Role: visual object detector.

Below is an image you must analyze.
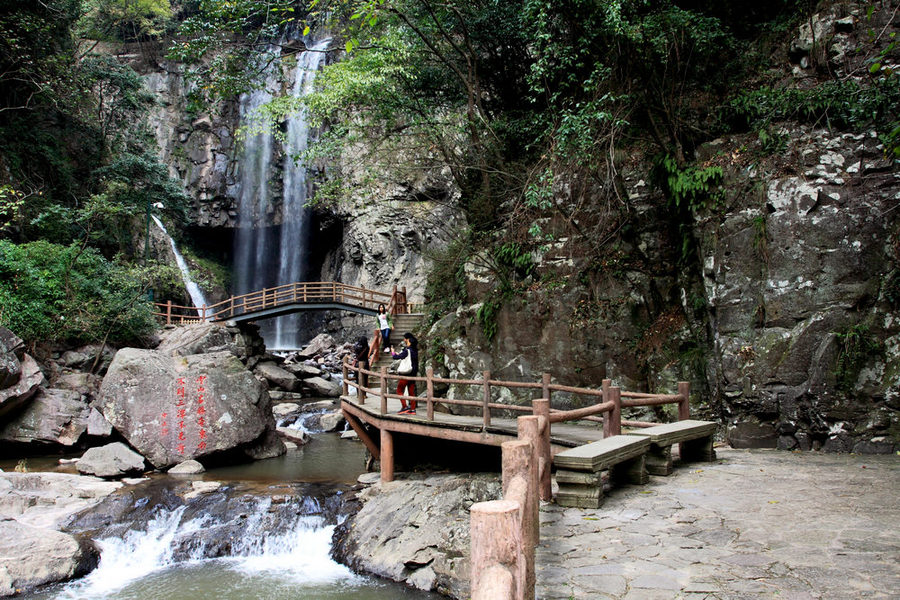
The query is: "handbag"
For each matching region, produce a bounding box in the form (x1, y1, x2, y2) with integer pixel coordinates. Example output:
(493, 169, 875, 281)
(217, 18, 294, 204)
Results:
(397, 353, 414, 375)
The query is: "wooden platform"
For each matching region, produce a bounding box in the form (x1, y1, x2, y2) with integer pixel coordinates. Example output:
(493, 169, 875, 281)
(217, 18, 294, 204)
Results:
(341, 394, 607, 452)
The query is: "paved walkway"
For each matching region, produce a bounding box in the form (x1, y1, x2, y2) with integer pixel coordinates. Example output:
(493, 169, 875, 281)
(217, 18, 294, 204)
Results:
(535, 448, 899, 599)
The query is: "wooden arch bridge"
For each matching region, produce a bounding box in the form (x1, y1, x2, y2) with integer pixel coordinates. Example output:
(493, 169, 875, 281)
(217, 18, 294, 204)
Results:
(152, 281, 412, 325)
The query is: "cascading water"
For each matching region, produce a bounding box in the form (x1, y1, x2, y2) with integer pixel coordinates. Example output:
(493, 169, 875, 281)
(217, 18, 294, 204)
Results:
(152, 215, 209, 317)
(234, 38, 330, 350)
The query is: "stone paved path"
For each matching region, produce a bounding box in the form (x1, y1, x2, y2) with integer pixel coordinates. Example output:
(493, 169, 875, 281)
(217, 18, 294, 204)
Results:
(535, 448, 899, 600)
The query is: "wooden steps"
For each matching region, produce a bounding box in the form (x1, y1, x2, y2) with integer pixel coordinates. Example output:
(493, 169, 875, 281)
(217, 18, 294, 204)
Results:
(370, 313, 425, 370)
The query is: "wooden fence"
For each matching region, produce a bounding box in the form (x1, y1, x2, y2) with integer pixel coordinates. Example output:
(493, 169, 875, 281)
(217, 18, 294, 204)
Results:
(342, 359, 690, 499)
(152, 282, 409, 325)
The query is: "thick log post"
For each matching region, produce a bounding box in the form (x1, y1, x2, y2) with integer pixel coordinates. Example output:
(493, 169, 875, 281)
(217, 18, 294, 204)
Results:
(502, 440, 534, 600)
(380, 367, 389, 414)
(531, 398, 551, 501)
(342, 356, 350, 396)
(602, 379, 612, 437)
(380, 428, 394, 482)
(426, 367, 435, 421)
(483, 370, 492, 428)
(678, 381, 691, 420)
(609, 386, 622, 436)
(470, 499, 522, 600)
(516, 416, 541, 548)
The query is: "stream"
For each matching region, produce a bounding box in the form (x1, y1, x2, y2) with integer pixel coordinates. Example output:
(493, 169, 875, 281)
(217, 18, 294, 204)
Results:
(14, 429, 442, 599)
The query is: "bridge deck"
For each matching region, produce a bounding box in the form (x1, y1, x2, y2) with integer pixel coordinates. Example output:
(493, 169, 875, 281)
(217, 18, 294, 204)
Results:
(341, 394, 606, 452)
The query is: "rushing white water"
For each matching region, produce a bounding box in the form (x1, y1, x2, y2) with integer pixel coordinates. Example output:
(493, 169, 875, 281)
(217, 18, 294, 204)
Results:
(151, 215, 209, 317)
(234, 38, 330, 349)
(49, 502, 356, 600)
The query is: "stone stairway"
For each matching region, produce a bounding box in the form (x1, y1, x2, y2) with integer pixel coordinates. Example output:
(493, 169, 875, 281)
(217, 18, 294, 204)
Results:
(370, 313, 426, 370)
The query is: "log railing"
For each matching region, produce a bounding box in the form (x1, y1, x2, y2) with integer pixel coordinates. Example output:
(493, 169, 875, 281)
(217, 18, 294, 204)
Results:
(152, 281, 410, 325)
(470, 414, 542, 600)
(342, 359, 691, 498)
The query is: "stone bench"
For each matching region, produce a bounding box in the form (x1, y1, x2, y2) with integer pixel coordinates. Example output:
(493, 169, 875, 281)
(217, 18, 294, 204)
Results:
(623, 419, 717, 476)
(553, 435, 650, 508)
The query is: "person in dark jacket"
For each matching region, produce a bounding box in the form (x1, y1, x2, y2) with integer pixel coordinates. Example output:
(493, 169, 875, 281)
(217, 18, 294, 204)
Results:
(351, 335, 369, 389)
(390, 332, 418, 414)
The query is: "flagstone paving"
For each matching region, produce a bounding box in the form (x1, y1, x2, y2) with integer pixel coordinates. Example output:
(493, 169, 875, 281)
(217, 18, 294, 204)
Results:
(535, 448, 899, 599)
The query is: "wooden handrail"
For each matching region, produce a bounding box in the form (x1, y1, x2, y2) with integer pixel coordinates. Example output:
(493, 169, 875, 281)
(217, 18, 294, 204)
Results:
(152, 281, 405, 325)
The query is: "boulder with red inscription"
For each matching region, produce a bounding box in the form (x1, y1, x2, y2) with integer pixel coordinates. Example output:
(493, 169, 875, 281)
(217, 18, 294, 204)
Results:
(97, 348, 284, 469)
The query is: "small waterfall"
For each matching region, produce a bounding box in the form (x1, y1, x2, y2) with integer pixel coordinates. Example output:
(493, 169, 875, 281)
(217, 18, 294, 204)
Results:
(152, 215, 209, 317)
(48, 499, 357, 599)
(234, 39, 330, 349)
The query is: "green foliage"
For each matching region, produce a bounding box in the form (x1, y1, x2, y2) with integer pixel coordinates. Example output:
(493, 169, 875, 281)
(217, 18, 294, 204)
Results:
(493, 242, 535, 280)
(476, 296, 503, 342)
(0, 240, 158, 344)
(653, 155, 724, 211)
(423, 236, 470, 327)
(834, 324, 885, 392)
(78, 0, 174, 42)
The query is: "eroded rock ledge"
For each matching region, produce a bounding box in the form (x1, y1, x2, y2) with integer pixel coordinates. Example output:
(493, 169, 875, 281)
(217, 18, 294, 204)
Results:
(332, 473, 501, 599)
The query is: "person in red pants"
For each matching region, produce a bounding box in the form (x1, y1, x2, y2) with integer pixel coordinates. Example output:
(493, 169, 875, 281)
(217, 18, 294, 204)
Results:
(391, 333, 419, 414)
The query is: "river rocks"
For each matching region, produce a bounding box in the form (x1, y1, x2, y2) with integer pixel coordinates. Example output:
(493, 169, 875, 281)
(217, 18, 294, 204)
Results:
(298, 333, 336, 359)
(303, 376, 342, 398)
(97, 348, 280, 468)
(276, 426, 310, 445)
(0, 518, 98, 597)
(316, 411, 345, 433)
(0, 388, 90, 446)
(332, 474, 502, 598)
(283, 363, 323, 378)
(273, 402, 303, 422)
(169, 460, 205, 474)
(77, 442, 146, 478)
(156, 322, 234, 356)
(0, 472, 122, 529)
(255, 361, 301, 391)
(0, 353, 45, 420)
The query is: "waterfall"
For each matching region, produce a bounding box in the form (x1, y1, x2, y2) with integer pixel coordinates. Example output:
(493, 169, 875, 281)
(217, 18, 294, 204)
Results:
(152, 215, 209, 317)
(234, 39, 330, 350)
(47, 501, 358, 599)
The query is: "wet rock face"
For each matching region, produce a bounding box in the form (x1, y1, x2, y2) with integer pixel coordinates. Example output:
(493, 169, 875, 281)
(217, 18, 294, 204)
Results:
(0, 388, 91, 447)
(696, 127, 899, 451)
(97, 348, 281, 469)
(332, 474, 502, 599)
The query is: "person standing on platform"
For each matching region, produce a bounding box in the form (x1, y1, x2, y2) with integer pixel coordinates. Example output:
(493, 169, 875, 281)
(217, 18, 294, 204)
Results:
(391, 332, 419, 414)
(376, 304, 393, 352)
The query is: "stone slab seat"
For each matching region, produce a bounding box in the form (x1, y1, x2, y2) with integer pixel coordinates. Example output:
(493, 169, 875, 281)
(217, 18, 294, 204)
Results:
(623, 419, 717, 476)
(553, 435, 650, 509)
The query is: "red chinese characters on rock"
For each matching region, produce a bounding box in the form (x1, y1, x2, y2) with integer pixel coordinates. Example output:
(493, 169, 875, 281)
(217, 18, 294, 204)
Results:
(195, 375, 208, 451)
(162, 374, 212, 456)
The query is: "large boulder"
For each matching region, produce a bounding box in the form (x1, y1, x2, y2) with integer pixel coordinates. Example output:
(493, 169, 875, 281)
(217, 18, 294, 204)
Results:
(76, 442, 146, 478)
(0, 354, 45, 420)
(303, 376, 342, 398)
(255, 361, 301, 391)
(0, 518, 98, 597)
(156, 322, 234, 356)
(97, 348, 280, 468)
(0, 329, 22, 390)
(282, 363, 323, 379)
(0, 388, 90, 446)
(298, 333, 336, 359)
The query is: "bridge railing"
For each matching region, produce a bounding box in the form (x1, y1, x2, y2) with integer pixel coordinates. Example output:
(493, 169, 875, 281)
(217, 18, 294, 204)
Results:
(153, 281, 409, 325)
(342, 359, 690, 497)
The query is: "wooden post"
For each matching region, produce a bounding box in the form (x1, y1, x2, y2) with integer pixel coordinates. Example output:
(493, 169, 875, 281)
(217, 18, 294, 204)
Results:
(201, 304, 207, 322)
(166, 300, 172, 325)
(426, 367, 435, 421)
(541, 373, 551, 406)
(602, 379, 612, 438)
(516, 417, 540, 599)
(609, 386, 622, 436)
(380, 428, 394, 482)
(358, 362, 366, 404)
(470, 500, 521, 600)
(483, 370, 492, 428)
(531, 398, 551, 501)
(342, 356, 349, 397)
(380, 367, 388, 414)
(502, 440, 534, 600)
(678, 381, 691, 420)
(401, 286, 407, 313)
